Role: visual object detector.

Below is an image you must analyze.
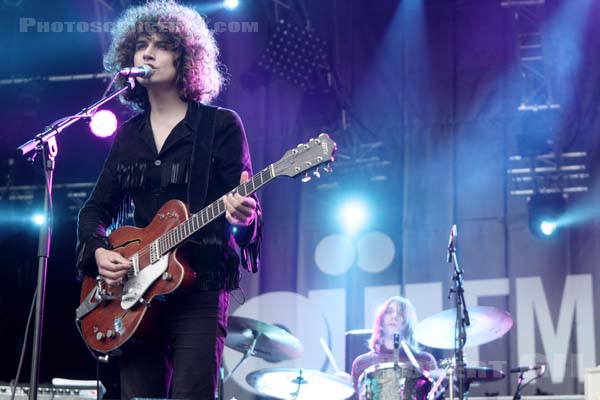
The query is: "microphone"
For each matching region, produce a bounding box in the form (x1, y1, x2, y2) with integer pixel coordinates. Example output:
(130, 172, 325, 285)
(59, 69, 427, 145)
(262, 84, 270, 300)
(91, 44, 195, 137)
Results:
(119, 65, 153, 78)
(393, 333, 400, 366)
(446, 224, 457, 263)
(510, 365, 546, 374)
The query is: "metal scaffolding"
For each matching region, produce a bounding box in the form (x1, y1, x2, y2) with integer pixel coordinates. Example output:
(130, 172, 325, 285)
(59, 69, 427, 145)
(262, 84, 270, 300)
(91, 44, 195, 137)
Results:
(501, 0, 560, 111)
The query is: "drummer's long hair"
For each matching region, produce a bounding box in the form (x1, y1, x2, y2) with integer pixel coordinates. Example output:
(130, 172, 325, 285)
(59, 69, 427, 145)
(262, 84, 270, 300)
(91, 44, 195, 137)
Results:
(369, 296, 419, 352)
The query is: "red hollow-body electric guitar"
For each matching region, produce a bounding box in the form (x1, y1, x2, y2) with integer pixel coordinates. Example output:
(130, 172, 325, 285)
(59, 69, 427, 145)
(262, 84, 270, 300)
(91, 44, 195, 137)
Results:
(76, 134, 336, 354)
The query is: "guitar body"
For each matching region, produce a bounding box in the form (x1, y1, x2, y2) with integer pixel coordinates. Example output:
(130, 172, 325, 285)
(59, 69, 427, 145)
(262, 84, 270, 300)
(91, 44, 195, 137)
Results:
(79, 200, 196, 353)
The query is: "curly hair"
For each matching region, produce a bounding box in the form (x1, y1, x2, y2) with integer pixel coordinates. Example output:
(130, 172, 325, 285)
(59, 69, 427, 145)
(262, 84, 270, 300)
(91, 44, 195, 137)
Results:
(104, 0, 224, 111)
(369, 296, 419, 352)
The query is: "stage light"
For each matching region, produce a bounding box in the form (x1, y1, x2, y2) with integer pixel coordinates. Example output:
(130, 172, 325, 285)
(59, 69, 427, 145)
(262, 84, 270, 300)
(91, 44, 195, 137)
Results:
(540, 220, 556, 236)
(339, 199, 369, 236)
(223, 0, 239, 10)
(528, 194, 565, 238)
(89, 109, 117, 138)
(31, 213, 46, 226)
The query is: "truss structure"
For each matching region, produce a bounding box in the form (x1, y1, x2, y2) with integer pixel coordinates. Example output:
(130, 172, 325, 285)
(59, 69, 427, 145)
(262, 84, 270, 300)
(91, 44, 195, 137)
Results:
(501, 0, 560, 111)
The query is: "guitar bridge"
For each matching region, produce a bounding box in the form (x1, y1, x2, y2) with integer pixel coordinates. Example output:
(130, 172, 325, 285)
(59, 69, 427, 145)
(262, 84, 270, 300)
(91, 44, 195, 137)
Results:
(120, 253, 170, 310)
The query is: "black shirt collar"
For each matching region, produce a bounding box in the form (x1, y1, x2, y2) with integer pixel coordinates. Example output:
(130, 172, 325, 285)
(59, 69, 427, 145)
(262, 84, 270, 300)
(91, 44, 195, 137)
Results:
(137, 101, 202, 155)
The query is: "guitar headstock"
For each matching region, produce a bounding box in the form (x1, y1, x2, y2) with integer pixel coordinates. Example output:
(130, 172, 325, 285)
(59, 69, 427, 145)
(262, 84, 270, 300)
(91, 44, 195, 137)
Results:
(273, 133, 337, 180)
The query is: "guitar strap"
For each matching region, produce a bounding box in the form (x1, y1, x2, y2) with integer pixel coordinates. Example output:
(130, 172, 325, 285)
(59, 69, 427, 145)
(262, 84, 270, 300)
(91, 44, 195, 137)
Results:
(187, 103, 219, 213)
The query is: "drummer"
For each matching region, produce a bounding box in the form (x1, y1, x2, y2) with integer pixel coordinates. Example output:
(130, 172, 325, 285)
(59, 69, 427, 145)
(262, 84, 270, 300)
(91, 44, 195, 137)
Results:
(350, 296, 437, 392)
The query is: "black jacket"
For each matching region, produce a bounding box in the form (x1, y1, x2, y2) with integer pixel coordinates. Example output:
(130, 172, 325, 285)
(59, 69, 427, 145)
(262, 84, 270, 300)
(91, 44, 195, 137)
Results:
(76, 102, 261, 290)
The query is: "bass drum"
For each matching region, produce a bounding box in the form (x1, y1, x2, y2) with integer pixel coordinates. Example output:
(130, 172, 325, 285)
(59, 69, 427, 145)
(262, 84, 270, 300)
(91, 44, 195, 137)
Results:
(358, 362, 431, 400)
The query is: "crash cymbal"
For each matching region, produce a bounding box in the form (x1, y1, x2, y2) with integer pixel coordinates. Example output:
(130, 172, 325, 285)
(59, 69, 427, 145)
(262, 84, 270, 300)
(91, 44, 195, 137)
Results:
(247, 368, 355, 400)
(415, 306, 513, 349)
(226, 316, 303, 362)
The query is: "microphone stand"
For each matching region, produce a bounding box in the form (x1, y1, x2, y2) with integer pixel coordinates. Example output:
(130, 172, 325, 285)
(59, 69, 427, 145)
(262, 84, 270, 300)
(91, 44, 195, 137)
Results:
(512, 366, 545, 400)
(447, 225, 470, 400)
(513, 372, 525, 400)
(17, 77, 135, 400)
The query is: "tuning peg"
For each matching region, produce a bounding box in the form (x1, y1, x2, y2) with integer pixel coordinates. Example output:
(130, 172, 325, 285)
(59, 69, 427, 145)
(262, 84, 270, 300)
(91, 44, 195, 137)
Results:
(323, 163, 332, 173)
(301, 172, 312, 183)
(313, 168, 321, 178)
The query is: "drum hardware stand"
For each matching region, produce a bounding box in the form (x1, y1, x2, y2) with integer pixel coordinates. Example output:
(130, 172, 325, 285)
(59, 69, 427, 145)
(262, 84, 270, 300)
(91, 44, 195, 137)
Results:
(224, 333, 259, 382)
(448, 362, 455, 400)
(290, 369, 307, 400)
(16, 77, 136, 400)
(393, 333, 400, 366)
(392, 332, 406, 398)
(446, 224, 470, 400)
(427, 368, 448, 400)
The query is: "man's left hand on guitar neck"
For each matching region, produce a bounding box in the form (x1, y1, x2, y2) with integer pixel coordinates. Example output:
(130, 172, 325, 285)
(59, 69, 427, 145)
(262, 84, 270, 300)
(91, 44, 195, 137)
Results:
(223, 171, 257, 227)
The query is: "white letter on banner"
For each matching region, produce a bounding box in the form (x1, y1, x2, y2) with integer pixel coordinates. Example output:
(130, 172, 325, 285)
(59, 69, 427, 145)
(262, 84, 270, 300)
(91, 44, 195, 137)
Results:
(517, 274, 595, 383)
(462, 278, 510, 365)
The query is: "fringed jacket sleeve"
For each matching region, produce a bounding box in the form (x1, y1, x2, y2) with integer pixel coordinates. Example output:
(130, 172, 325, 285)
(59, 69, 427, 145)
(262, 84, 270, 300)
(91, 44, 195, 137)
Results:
(214, 109, 262, 273)
(75, 129, 127, 280)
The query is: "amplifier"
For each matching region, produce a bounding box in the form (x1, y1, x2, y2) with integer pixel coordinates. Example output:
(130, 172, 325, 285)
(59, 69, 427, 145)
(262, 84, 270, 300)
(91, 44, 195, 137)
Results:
(0, 383, 102, 400)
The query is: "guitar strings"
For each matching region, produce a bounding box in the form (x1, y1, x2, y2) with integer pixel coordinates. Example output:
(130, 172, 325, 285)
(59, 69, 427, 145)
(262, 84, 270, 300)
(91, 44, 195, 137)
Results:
(121, 162, 282, 271)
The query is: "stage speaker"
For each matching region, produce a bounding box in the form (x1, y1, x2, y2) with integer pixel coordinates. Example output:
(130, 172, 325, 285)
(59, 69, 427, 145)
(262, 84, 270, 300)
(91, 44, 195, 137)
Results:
(344, 329, 372, 373)
(585, 366, 600, 400)
(0, 384, 101, 400)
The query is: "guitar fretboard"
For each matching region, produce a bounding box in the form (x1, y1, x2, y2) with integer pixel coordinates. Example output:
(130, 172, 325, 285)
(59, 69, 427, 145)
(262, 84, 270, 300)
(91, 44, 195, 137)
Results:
(154, 165, 275, 257)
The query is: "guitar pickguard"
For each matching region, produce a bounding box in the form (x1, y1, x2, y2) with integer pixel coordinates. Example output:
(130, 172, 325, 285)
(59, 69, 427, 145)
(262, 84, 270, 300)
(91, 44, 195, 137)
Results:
(121, 253, 170, 310)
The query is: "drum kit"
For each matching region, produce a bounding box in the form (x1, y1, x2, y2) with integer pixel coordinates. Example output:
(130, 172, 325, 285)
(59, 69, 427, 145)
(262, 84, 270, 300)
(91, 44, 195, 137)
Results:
(224, 305, 513, 400)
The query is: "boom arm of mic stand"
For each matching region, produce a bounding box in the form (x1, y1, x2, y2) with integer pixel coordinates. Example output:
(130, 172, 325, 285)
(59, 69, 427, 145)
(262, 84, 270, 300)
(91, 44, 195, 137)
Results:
(17, 78, 134, 158)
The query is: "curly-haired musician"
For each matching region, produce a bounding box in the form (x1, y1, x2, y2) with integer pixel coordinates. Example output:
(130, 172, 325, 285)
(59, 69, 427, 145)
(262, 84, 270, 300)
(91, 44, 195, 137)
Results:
(76, 1, 261, 398)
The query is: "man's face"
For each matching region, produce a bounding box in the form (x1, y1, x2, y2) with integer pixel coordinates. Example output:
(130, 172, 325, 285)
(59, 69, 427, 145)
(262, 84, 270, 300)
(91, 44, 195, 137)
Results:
(133, 33, 178, 88)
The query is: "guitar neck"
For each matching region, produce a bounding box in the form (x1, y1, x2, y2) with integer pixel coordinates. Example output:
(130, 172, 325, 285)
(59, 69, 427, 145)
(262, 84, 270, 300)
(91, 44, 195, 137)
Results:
(157, 164, 275, 255)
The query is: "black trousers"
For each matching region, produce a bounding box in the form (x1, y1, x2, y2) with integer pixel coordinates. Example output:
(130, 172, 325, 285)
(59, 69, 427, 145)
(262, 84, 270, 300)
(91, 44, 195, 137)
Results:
(119, 289, 230, 400)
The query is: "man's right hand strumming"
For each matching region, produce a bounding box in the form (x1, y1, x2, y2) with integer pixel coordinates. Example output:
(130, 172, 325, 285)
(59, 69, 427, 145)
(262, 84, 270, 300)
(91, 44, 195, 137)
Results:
(95, 248, 132, 287)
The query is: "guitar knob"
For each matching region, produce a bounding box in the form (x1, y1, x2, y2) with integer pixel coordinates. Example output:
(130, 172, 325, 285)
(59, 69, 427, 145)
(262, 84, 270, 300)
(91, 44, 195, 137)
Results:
(313, 168, 321, 178)
(162, 272, 172, 281)
(106, 330, 115, 339)
(96, 332, 106, 341)
(301, 173, 311, 183)
(324, 163, 332, 173)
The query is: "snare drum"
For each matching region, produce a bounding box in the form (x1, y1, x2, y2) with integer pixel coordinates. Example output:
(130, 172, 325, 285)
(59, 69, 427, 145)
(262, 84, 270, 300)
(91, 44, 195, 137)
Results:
(358, 362, 431, 400)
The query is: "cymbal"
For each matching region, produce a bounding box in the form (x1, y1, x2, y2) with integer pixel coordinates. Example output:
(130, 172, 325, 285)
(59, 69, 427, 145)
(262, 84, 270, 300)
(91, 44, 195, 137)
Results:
(226, 316, 303, 362)
(247, 368, 355, 400)
(415, 306, 513, 349)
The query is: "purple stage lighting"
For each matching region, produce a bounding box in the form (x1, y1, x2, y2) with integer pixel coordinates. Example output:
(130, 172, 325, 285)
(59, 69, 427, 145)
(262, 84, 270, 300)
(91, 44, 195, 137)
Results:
(89, 109, 118, 138)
